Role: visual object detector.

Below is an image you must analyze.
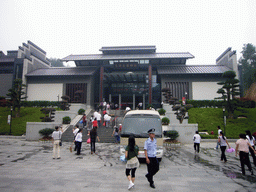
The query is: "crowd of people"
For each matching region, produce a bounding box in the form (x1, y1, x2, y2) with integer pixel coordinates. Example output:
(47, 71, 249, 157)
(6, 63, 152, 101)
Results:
(51, 110, 256, 189)
(193, 126, 256, 176)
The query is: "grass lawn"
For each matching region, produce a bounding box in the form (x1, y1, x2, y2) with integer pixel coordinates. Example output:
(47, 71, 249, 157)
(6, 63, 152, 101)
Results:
(0, 107, 42, 136)
(188, 108, 256, 139)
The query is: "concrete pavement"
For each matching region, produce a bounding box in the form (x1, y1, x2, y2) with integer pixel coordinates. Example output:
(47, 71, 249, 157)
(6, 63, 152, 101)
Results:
(0, 137, 256, 192)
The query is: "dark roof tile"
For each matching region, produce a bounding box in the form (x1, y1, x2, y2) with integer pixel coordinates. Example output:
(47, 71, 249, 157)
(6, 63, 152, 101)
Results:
(26, 67, 98, 77)
(157, 65, 231, 74)
(62, 52, 194, 61)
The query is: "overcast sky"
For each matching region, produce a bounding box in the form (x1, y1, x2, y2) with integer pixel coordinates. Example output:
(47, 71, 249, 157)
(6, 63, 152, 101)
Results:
(0, 0, 255, 66)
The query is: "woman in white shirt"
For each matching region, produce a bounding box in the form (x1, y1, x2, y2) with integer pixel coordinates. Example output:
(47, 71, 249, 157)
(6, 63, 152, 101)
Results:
(52, 126, 63, 159)
(245, 130, 256, 166)
(74, 128, 83, 155)
(218, 131, 230, 163)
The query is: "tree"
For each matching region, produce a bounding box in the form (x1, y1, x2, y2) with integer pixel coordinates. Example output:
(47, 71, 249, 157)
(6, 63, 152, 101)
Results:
(216, 71, 240, 119)
(49, 58, 65, 67)
(40, 108, 56, 122)
(172, 104, 193, 124)
(238, 43, 256, 95)
(6, 79, 27, 117)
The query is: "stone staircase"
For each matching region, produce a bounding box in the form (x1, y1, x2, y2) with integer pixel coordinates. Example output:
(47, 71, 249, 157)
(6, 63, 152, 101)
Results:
(61, 115, 83, 142)
(61, 110, 125, 143)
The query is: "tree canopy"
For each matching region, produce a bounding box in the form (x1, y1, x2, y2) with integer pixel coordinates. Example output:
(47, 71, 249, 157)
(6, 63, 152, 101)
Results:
(238, 43, 256, 95)
(6, 79, 27, 117)
(215, 71, 240, 118)
(49, 58, 65, 67)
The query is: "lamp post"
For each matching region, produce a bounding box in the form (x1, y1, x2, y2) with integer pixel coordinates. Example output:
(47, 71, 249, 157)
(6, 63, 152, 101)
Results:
(9, 106, 13, 135)
(223, 108, 226, 136)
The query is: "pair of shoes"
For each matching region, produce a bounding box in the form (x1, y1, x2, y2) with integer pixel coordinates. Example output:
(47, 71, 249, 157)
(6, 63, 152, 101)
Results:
(251, 170, 254, 175)
(57, 157, 61, 159)
(52, 158, 55, 159)
(224, 160, 227, 163)
(150, 183, 155, 188)
(128, 183, 134, 190)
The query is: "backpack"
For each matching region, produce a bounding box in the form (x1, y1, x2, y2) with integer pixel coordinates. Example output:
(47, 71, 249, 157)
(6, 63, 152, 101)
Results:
(115, 127, 119, 133)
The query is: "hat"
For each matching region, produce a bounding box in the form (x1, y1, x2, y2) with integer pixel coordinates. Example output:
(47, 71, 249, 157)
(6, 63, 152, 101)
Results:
(148, 128, 155, 134)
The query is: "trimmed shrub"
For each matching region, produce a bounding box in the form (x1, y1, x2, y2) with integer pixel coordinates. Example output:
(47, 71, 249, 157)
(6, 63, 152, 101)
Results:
(158, 108, 166, 115)
(163, 130, 179, 140)
(39, 128, 54, 139)
(161, 117, 170, 125)
(146, 104, 154, 109)
(78, 108, 85, 115)
(62, 116, 71, 124)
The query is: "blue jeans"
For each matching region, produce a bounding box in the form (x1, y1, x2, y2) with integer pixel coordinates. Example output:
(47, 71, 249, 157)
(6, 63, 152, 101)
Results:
(216, 141, 220, 149)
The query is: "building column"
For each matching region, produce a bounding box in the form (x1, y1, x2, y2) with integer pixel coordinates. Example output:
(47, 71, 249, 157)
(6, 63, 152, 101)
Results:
(109, 94, 112, 103)
(148, 64, 152, 104)
(133, 94, 135, 110)
(143, 94, 145, 110)
(119, 94, 121, 110)
(99, 66, 104, 102)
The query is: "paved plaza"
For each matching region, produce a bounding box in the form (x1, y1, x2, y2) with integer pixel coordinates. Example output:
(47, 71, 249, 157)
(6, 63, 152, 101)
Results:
(0, 137, 256, 192)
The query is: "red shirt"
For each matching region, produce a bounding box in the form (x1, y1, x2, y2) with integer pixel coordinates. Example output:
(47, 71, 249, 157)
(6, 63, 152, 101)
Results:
(92, 120, 98, 127)
(82, 116, 86, 122)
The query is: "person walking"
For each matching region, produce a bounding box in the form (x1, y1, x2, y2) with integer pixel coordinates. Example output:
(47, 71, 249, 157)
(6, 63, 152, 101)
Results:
(112, 126, 120, 144)
(193, 131, 201, 153)
(74, 128, 83, 155)
(236, 133, 256, 175)
(92, 118, 98, 129)
(125, 135, 139, 190)
(52, 126, 63, 159)
(245, 130, 256, 166)
(89, 127, 100, 154)
(82, 114, 87, 128)
(218, 131, 230, 163)
(73, 125, 80, 151)
(214, 126, 222, 150)
(144, 128, 159, 189)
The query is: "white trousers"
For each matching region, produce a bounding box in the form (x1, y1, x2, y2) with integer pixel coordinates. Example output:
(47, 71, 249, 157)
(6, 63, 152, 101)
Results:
(53, 140, 61, 158)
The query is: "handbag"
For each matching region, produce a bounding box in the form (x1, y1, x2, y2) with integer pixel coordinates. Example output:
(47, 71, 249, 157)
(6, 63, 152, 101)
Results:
(87, 138, 91, 144)
(120, 155, 126, 162)
(226, 148, 235, 153)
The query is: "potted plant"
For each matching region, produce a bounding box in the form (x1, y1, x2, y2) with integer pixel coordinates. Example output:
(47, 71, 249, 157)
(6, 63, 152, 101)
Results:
(78, 108, 85, 115)
(158, 108, 166, 116)
(39, 128, 54, 141)
(62, 116, 71, 124)
(161, 117, 170, 125)
(163, 130, 180, 144)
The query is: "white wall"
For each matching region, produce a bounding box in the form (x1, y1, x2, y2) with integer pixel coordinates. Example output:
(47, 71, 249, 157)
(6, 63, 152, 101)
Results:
(27, 83, 63, 101)
(192, 82, 221, 100)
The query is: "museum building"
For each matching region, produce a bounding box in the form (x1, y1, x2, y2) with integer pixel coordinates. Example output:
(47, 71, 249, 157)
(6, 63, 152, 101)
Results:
(1, 42, 238, 109)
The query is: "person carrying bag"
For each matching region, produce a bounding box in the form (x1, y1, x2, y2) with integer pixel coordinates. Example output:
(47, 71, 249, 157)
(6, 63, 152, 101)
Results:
(52, 126, 63, 159)
(125, 135, 139, 190)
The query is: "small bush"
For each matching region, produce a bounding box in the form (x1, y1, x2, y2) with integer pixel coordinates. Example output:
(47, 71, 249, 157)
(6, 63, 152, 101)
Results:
(146, 104, 154, 109)
(161, 117, 170, 125)
(78, 108, 85, 115)
(158, 108, 166, 115)
(39, 128, 54, 138)
(163, 130, 179, 140)
(62, 116, 71, 124)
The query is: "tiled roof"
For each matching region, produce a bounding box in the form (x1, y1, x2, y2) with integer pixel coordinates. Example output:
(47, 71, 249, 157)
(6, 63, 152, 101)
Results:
(62, 52, 194, 61)
(26, 67, 98, 77)
(157, 65, 231, 74)
(99, 46, 156, 52)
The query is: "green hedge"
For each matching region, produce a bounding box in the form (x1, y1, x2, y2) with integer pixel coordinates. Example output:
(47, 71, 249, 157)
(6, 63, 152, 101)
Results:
(21, 101, 60, 107)
(185, 99, 255, 108)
